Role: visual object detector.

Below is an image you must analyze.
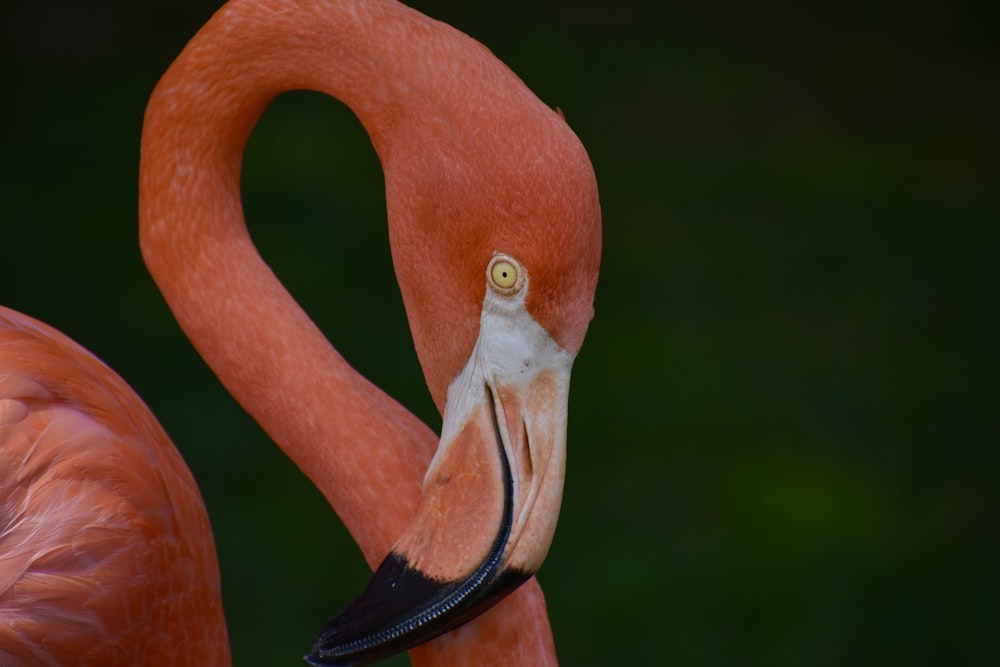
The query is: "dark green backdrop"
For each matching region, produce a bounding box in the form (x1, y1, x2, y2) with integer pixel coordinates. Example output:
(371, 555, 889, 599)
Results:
(4, 1, 997, 665)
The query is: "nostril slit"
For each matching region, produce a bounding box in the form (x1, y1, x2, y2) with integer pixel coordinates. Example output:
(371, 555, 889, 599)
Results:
(521, 419, 533, 480)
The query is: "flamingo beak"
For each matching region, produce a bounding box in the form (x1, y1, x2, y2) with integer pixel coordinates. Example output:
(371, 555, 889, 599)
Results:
(306, 271, 575, 666)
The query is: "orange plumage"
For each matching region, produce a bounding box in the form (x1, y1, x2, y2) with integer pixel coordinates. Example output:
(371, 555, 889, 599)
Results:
(0, 308, 229, 665)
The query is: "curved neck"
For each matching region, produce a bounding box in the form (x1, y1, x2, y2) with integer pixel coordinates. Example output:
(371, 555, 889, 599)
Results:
(139, 0, 443, 560)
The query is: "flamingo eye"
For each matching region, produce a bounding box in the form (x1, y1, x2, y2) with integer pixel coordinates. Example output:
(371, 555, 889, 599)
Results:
(488, 255, 523, 295)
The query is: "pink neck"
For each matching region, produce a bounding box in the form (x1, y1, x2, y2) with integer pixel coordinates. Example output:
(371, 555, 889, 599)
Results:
(138, 0, 445, 561)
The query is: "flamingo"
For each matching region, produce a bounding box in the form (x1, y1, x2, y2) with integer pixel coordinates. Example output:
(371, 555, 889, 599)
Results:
(0, 0, 601, 664)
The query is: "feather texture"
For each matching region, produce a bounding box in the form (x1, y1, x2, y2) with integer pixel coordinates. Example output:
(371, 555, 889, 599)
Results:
(0, 307, 229, 666)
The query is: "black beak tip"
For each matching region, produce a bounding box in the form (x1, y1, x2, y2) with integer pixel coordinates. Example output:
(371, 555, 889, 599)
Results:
(304, 551, 531, 666)
(307, 384, 533, 666)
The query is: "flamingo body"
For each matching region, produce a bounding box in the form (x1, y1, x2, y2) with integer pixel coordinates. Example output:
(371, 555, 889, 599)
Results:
(0, 307, 229, 665)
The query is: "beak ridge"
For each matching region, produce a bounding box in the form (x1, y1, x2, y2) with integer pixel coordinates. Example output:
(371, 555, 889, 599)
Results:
(304, 385, 531, 666)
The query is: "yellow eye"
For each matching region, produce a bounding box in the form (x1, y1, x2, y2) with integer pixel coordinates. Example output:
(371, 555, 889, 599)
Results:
(487, 255, 523, 294)
(491, 261, 517, 288)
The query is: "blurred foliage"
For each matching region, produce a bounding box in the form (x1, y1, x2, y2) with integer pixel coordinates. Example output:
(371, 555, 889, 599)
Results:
(2, 0, 998, 665)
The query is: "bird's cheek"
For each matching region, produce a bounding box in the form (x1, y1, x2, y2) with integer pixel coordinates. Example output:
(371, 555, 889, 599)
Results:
(393, 401, 505, 581)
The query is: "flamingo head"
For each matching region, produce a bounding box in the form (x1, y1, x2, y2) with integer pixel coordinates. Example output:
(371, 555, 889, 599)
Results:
(307, 24, 601, 667)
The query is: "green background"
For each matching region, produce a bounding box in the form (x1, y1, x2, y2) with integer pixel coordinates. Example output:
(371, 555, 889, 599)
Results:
(4, 1, 997, 665)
